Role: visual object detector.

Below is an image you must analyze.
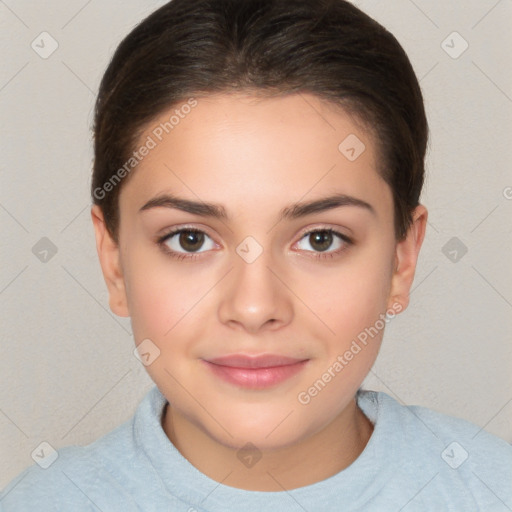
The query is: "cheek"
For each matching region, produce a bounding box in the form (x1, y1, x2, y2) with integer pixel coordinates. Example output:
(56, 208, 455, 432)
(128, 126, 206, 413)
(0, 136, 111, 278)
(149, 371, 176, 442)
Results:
(298, 253, 392, 340)
(124, 249, 207, 342)
(297, 259, 391, 407)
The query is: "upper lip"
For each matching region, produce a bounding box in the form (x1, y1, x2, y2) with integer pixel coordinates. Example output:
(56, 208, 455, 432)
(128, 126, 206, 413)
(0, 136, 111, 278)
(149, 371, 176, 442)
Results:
(204, 354, 308, 369)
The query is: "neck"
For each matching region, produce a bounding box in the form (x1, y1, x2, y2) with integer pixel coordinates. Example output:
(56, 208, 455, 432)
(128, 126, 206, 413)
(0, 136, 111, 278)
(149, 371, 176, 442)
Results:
(162, 398, 374, 491)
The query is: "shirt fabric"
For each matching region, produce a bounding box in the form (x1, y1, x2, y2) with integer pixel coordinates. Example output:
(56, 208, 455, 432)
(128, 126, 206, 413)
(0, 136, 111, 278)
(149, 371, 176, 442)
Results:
(1, 386, 511, 511)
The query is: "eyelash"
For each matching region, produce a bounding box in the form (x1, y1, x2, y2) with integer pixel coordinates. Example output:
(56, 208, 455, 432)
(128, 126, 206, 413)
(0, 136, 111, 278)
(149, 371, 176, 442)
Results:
(156, 227, 353, 262)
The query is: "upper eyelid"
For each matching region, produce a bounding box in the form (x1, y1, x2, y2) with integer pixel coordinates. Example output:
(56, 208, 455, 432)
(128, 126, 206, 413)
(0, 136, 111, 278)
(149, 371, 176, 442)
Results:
(159, 224, 350, 237)
(296, 225, 351, 240)
(158, 224, 214, 240)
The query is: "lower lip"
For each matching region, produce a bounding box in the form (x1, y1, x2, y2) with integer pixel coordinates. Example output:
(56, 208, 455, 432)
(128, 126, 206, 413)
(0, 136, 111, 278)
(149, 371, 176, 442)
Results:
(203, 360, 309, 389)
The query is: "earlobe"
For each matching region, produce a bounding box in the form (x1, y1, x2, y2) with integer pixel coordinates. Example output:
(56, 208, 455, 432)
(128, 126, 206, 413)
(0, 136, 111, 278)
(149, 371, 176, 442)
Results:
(90, 205, 130, 317)
(387, 205, 428, 312)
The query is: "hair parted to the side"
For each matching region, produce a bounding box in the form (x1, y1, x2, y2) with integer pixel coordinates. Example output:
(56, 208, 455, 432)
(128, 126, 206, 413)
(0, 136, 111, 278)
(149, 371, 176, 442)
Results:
(92, 0, 428, 243)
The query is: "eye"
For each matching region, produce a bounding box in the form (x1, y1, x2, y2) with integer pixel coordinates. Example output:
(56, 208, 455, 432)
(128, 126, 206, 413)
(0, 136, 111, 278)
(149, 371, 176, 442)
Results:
(158, 228, 216, 259)
(295, 228, 352, 258)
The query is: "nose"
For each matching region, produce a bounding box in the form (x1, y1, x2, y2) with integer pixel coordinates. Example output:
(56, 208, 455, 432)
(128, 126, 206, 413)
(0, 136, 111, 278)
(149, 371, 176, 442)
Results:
(217, 247, 294, 334)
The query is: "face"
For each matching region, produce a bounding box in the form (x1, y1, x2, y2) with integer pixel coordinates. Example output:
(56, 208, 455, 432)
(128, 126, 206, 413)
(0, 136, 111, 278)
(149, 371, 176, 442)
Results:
(92, 92, 426, 452)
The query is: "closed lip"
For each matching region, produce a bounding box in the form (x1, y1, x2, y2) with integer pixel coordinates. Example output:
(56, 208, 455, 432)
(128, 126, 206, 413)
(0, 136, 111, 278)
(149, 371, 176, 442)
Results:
(204, 354, 308, 369)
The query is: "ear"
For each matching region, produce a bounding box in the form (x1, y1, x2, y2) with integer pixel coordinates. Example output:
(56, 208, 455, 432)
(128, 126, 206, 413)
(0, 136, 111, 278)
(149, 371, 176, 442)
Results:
(387, 204, 428, 312)
(90, 205, 130, 317)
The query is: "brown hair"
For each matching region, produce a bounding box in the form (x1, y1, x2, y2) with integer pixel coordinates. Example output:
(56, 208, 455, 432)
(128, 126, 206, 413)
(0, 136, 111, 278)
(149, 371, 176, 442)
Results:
(92, 0, 428, 242)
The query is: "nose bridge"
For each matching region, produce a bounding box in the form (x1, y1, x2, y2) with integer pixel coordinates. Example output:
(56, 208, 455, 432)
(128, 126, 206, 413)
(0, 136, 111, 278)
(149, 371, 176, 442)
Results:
(217, 236, 293, 331)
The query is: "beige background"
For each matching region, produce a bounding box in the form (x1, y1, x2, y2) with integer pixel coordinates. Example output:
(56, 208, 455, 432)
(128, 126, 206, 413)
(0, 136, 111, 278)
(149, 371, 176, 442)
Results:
(1, 0, 511, 488)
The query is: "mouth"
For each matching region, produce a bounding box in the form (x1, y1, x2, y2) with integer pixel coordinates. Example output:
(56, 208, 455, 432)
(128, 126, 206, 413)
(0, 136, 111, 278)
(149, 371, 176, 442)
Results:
(202, 354, 310, 390)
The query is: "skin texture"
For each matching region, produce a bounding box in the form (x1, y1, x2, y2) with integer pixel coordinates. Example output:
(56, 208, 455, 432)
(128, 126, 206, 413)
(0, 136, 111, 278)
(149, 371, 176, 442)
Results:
(91, 92, 427, 491)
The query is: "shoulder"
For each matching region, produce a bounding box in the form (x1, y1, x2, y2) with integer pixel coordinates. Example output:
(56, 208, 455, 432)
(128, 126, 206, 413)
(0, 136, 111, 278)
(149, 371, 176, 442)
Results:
(0, 387, 164, 511)
(359, 389, 512, 508)
(381, 391, 512, 463)
(1, 424, 136, 511)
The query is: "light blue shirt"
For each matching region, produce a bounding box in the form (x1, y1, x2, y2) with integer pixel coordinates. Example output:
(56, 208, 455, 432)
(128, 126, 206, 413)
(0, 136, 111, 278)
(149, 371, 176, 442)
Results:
(2, 386, 511, 511)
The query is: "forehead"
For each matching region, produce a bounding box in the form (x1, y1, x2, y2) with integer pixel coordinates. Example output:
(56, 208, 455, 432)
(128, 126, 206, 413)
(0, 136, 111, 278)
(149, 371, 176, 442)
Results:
(120, 92, 390, 218)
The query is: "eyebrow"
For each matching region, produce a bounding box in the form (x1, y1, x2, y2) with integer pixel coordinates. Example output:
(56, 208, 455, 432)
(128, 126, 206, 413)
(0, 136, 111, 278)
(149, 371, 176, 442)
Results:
(139, 192, 376, 220)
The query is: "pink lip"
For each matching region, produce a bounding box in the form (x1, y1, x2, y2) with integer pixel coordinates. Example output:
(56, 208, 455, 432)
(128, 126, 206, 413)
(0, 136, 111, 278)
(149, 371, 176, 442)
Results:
(202, 354, 309, 389)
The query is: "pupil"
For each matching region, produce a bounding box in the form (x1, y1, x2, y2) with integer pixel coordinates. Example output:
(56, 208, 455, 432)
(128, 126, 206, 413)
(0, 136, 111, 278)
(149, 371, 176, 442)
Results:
(310, 231, 332, 252)
(180, 231, 204, 252)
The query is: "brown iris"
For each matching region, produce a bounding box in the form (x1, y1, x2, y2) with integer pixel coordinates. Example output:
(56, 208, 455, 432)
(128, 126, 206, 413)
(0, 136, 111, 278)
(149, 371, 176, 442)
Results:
(179, 230, 205, 252)
(308, 230, 333, 252)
